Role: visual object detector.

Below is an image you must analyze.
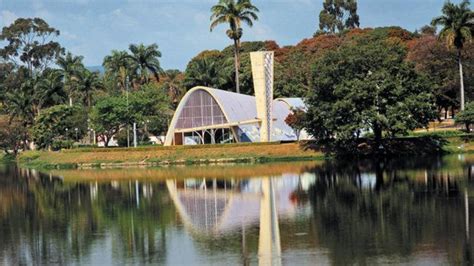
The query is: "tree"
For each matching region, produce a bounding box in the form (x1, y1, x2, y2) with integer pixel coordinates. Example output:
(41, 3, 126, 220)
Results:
(90, 96, 129, 147)
(76, 69, 103, 108)
(34, 69, 67, 115)
(210, 0, 259, 94)
(90, 86, 170, 147)
(0, 18, 63, 76)
(285, 108, 306, 141)
(128, 83, 171, 137)
(159, 69, 185, 107)
(305, 38, 437, 144)
(318, 0, 360, 34)
(127, 43, 163, 84)
(32, 105, 87, 150)
(431, 0, 474, 110)
(184, 58, 226, 89)
(103, 50, 134, 92)
(0, 118, 26, 155)
(455, 102, 474, 131)
(56, 52, 84, 106)
(406, 34, 461, 118)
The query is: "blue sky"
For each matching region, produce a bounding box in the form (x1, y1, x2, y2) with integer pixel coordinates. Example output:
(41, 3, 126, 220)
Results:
(0, 0, 463, 70)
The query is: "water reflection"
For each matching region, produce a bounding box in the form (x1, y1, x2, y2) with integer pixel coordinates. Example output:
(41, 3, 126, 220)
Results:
(0, 155, 474, 265)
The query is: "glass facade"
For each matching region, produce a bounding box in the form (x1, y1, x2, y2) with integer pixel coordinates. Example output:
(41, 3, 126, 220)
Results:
(176, 90, 227, 129)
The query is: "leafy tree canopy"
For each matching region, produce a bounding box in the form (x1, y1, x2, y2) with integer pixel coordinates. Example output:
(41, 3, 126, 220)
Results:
(305, 38, 437, 143)
(0, 18, 63, 75)
(455, 102, 474, 131)
(32, 105, 87, 150)
(318, 0, 360, 34)
(90, 84, 170, 146)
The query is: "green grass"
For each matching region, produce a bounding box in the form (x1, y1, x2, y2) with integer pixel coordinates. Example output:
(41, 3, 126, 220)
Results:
(18, 142, 323, 170)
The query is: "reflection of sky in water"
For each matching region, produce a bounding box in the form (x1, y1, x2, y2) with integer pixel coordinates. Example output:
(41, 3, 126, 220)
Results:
(1, 156, 474, 265)
(360, 173, 377, 189)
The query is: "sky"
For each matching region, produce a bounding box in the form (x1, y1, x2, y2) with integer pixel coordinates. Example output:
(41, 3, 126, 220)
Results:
(0, 0, 465, 70)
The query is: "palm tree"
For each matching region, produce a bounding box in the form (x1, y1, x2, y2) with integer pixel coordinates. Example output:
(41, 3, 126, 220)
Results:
(57, 52, 84, 106)
(35, 70, 67, 113)
(103, 50, 134, 92)
(210, 0, 259, 94)
(432, 0, 474, 110)
(162, 69, 185, 106)
(127, 43, 163, 84)
(184, 58, 227, 89)
(76, 69, 104, 108)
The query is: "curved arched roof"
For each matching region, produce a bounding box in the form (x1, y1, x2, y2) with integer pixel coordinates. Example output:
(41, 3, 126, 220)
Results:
(276, 98, 306, 110)
(165, 86, 302, 145)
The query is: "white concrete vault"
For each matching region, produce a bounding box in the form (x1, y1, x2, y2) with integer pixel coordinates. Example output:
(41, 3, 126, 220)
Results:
(164, 86, 304, 146)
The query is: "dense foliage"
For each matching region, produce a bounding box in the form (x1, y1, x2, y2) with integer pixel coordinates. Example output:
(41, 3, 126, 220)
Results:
(90, 85, 170, 147)
(455, 102, 474, 131)
(305, 37, 437, 143)
(32, 105, 87, 150)
(318, 0, 360, 34)
(0, 0, 472, 153)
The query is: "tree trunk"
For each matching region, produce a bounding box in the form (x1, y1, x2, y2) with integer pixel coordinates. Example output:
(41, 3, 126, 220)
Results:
(233, 39, 240, 94)
(104, 135, 110, 147)
(373, 124, 382, 144)
(459, 49, 465, 111)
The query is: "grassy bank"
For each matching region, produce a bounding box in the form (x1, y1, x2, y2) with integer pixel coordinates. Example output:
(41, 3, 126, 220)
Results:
(18, 142, 324, 169)
(17, 132, 474, 170)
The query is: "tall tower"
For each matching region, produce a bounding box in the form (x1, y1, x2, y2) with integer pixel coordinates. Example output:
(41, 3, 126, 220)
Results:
(250, 51, 274, 142)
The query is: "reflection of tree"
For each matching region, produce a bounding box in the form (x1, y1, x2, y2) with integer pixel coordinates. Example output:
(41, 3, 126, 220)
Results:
(307, 158, 473, 265)
(0, 168, 176, 264)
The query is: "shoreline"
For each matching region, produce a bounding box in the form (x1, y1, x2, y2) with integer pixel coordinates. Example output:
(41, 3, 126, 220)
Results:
(17, 142, 324, 170)
(15, 134, 474, 170)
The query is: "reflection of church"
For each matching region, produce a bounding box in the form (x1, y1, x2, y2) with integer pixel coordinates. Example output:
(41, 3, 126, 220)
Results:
(166, 174, 316, 265)
(166, 175, 314, 234)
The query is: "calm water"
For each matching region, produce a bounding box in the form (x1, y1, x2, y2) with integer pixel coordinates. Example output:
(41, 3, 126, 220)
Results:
(1, 155, 474, 265)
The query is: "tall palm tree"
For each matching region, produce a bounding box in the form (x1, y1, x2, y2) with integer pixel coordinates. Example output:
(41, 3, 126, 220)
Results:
(103, 50, 134, 92)
(210, 0, 259, 94)
(57, 52, 84, 106)
(76, 69, 104, 108)
(432, 0, 474, 110)
(127, 43, 163, 84)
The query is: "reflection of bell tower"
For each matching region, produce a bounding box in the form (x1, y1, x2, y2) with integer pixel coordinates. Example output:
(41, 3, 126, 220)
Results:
(251, 51, 274, 142)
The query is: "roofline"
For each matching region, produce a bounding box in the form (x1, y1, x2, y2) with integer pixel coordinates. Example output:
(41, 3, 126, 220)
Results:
(164, 86, 234, 146)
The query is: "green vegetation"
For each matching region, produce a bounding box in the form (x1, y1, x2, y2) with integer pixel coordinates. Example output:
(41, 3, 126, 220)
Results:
(32, 105, 87, 150)
(431, 0, 474, 110)
(456, 102, 474, 131)
(305, 35, 437, 144)
(18, 142, 324, 169)
(317, 0, 360, 34)
(210, 0, 259, 93)
(0, 0, 473, 158)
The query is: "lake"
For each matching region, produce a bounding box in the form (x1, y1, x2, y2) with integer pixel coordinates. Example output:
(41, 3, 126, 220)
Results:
(1, 155, 473, 265)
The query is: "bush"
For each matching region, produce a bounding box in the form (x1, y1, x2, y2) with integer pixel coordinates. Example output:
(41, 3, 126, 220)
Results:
(455, 102, 474, 131)
(51, 140, 74, 151)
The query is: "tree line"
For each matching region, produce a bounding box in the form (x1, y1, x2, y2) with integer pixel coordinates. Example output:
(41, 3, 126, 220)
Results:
(0, 0, 473, 154)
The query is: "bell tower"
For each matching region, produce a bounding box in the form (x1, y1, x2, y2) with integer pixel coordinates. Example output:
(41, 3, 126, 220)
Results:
(250, 51, 274, 142)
